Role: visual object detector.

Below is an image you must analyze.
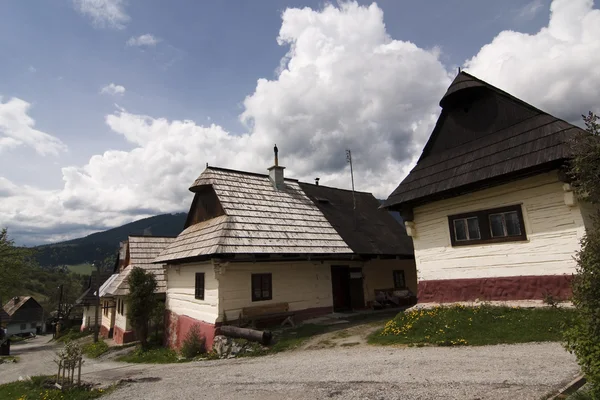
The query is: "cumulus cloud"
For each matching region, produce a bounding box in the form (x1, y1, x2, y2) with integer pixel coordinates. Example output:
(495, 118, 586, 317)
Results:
(518, 0, 545, 19)
(465, 0, 600, 122)
(72, 0, 129, 29)
(100, 83, 126, 96)
(0, 97, 67, 156)
(1, 2, 450, 244)
(126, 34, 160, 47)
(4, 0, 600, 245)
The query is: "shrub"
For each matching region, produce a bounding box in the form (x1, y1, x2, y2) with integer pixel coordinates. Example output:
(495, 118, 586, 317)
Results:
(127, 267, 158, 349)
(180, 324, 205, 359)
(564, 111, 600, 397)
(82, 340, 109, 358)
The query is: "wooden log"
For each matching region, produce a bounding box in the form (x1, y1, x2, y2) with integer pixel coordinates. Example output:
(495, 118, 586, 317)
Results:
(218, 325, 272, 345)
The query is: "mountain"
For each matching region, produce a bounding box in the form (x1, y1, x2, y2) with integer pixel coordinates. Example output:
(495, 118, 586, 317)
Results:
(34, 213, 187, 267)
(33, 200, 402, 268)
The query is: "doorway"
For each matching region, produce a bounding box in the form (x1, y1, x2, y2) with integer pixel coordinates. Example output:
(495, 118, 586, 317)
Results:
(331, 265, 365, 312)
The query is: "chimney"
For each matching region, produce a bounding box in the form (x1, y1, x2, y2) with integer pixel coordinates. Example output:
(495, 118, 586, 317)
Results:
(268, 144, 285, 190)
(315, 178, 320, 186)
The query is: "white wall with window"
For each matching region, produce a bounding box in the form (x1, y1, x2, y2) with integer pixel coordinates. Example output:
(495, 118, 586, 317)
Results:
(410, 171, 588, 281)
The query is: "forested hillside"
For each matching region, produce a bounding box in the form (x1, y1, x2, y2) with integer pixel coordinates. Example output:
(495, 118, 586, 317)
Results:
(34, 213, 187, 267)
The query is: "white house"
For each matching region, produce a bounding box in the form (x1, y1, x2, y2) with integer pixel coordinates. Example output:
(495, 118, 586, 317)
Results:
(155, 153, 416, 350)
(2, 296, 44, 336)
(383, 71, 598, 303)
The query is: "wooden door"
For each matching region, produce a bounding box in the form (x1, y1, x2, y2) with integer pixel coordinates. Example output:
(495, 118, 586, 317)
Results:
(331, 265, 351, 312)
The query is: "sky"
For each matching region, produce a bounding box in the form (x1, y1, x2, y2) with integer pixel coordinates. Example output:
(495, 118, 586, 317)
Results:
(1, 0, 599, 245)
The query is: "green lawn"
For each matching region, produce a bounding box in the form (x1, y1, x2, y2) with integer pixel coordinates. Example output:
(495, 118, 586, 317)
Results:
(67, 263, 94, 276)
(369, 304, 576, 346)
(117, 346, 184, 364)
(82, 340, 109, 358)
(0, 376, 108, 400)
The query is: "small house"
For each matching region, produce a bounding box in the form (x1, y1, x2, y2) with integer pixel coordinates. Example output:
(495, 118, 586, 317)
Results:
(100, 236, 174, 344)
(155, 152, 415, 350)
(2, 296, 44, 336)
(75, 271, 113, 331)
(383, 72, 598, 303)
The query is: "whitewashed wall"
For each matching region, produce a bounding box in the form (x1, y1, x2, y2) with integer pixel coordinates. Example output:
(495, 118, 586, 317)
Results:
(362, 259, 417, 302)
(218, 261, 333, 321)
(101, 299, 115, 331)
(6, 322, 38, 336)
(82, 306, 100, 328)
(412, 171, 586, 281)
(114, 296, 131, 331)
(166, 261, 219, 324)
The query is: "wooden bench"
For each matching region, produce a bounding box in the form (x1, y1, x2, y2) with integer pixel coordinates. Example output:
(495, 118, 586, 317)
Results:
(241, 302, 296, 328)
(373, 288, 417, 308)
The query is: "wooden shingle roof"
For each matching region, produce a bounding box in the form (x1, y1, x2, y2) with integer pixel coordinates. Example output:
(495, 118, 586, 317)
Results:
(299, 182, 413, 256)
(75, 271, 113, 305)
(105, 236, 174, 296)
(383, 72, 584, 210)
(155, 167, 353, 262)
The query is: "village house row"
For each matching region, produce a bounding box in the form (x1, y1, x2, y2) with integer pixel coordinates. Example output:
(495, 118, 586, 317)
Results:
(78, 72, 598, 349)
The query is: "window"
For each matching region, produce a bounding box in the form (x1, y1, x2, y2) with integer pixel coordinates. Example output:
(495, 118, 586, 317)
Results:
(20, 323, 26, 330)
(195, 273, 205, 300)
(393, 270, 406, 289)
(448, 205, 527, 246)
(251, 273, 272, 302)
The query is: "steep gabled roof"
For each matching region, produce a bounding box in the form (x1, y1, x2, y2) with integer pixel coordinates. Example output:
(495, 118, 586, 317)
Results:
(155, 167, 352, 263)
(3, 296, 42, 317)
(104, 235, 174, 296)
(76, 271, 113, 305)
(299, 182, 413, 256)
(384, 72, 584, 209)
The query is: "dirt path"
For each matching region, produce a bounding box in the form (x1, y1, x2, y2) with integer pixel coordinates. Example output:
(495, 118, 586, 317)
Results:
(302, 320, 382, 350)
(101, 342, 580, 400)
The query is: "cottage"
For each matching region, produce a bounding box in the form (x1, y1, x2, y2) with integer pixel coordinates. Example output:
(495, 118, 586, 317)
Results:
(99, 236, 174, 344)
(2, 296, 44, 336)
(383, 71, 598, 303)
(155, 153, 415, 350)
(76, 271, 113, 331)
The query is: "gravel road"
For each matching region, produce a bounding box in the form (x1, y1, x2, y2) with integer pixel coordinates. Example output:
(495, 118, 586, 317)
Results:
(101, 342, 580, 400)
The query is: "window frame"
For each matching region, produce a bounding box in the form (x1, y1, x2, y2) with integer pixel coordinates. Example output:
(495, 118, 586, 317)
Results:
(251, 273, 273, 302)
(393, 270, 406, 289)
(195, 272, 205, 300)
(448, 204, 527, 247)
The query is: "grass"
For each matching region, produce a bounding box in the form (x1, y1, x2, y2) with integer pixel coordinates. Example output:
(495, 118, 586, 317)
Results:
(82, 340, 109, 358)
(368, 304, 576, 346)
(66, 263, 94, 276)
(117, 346, 184, 364)
(0, 376, 109, 400)
(267, 324, 330, 353)
(56, 327, 91, 343)
(0, 355, 19, 363)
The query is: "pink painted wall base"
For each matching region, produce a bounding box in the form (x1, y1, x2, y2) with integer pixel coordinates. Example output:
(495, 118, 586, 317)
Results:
(417, 274, 573, 303)
(113, 325, 136, 344)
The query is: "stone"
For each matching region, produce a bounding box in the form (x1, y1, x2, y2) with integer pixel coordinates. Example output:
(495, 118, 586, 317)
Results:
(212, 335, 229, 357)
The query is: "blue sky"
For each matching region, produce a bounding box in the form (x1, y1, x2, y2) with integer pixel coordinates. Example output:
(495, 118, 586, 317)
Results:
(1, 0, 599, 244)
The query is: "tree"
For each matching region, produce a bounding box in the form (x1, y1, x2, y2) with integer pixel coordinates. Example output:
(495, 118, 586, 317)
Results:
(565, 111, 600, 397)
(126, 267, 157, 349)
(0, 228, 32, 302)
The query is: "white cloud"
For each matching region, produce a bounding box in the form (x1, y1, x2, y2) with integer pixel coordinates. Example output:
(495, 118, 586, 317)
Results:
(0, 97, 67, 156)
(5, 0, 600, 245)
(28, 66, 37, 73)
(100, 83, 126, 96)
(126, 34, 160, 47)
(465, 0, 600, 121)
(1, 2, 450, 244)
(72, 0, 129, 29)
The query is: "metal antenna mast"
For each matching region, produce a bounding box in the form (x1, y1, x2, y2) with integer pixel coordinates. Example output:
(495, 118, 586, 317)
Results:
(346, 149, 357, 229)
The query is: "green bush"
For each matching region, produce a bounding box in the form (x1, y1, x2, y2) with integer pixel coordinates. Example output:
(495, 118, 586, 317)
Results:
(565, 220, 600, 398)
(82, 340, 109, 358)
(565, 111, 600, 398)
(180, 324, 205, 359)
